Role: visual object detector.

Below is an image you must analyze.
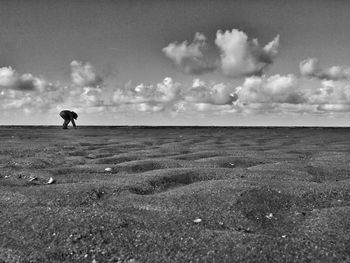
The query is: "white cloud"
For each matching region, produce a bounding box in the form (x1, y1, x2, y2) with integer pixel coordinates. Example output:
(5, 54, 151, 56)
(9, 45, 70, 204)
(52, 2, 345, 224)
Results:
(136, 103, 165, 112)
(317, 104, 350, 112)
(112, 77, 238, 114)
(215, 29, 280, 77)
(113, 77, 181, 105)
(0, 66, 67, 113)
(299, 58, 321, 78)
(79, 87, 104, 107)
(0, 83, 65, 112)
(300, 58, 350, 80)
(192, 103, 233, 113)
(234, 72, 350, 114)
(237, 74, 303, 104)
(67, 60, 105, 108)
(162, 32, 215, 75)
(156, 77, 182, 102)
(0, 67, 52, 91)
(185, 79, 237, 105)
(70, 60, 102, 87)
(0, 61, 107, 114)
(6, 54, 350, 118)
(306, 79, 350, 106)
(0, 67, 17, 88)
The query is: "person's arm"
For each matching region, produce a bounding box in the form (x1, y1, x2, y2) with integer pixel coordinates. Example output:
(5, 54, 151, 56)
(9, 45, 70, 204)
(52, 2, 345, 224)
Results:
(71, 118, 76, 128)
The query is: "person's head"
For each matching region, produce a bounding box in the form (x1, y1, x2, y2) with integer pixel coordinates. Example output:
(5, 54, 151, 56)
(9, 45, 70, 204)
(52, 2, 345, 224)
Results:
(71, 111, 78, 120)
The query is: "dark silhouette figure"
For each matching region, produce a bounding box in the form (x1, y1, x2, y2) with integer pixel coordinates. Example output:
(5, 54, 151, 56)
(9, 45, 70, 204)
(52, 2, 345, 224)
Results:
(59, 110, 78, 129)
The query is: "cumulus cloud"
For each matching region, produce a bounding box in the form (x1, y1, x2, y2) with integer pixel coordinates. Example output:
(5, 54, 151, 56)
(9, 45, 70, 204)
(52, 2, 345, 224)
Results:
(162, 32, 215, 75)
(78, 87, 104, 107)
(0, 67, 17, 88)
(113, 77, 181, 106)
(0, 61, 107, 114)
(306, 79, 350, 106)
(0, 81, 65, 112)
(7, 54, 350, 118)
(215, 29, 280, 77)
(0, 67, 51, 91)
(112, 77, 182, 112)
(317, 104, 350, 112)
(234, 71, 350, 114)
(300, 58, 350, 80)
(185, 79, 237, 105)
(68, 60, 105, 108)
(0, 66, 67, 113)
(112, 77, 238, 114)
(236, 74, 304, 104)
(70, 60, 103, 87)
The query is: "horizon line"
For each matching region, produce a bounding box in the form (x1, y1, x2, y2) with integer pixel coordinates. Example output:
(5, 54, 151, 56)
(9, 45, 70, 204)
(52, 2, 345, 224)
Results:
(1, 125, 350, 128)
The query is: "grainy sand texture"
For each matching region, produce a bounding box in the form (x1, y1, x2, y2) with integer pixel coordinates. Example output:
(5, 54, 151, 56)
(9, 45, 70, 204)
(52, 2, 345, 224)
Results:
(1, 127, 350, 262)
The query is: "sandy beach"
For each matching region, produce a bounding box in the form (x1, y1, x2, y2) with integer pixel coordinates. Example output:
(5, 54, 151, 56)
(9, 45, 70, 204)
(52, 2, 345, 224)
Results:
(1, 126, 350, 262)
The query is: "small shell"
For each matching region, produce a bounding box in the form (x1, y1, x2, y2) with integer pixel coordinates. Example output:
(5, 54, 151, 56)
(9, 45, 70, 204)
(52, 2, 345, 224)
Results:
(265, 213, 273, 219)
(29, 176, 37, 182)
(47, 177, 55, 184)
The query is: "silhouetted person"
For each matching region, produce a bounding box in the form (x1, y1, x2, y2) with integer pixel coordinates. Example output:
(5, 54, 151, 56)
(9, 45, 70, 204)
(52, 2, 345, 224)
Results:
(59, 110, 78, 129)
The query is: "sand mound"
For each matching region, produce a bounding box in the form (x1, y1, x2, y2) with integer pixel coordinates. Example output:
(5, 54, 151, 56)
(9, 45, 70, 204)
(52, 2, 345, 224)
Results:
(195, 156, 264, 168)
(170, 151, 226, 160)
(2, 127, 350, 262)
(113, 159, 185, 173)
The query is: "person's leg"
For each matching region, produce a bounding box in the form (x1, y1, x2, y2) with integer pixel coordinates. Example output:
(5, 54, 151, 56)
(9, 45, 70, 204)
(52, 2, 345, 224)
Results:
(63, 119, 70, 129)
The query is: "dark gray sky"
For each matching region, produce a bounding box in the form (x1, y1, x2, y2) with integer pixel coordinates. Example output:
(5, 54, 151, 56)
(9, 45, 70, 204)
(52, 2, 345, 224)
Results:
(1, 0, 350, 125)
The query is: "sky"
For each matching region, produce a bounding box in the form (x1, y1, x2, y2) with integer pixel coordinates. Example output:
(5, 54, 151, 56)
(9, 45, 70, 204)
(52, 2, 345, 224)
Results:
(1, 0, 350, 126)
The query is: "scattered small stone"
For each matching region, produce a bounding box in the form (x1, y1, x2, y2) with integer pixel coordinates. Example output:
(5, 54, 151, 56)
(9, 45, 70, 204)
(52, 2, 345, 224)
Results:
(245, 228, 252, 233)
(87, 154, 97, 159)
(337, 199, 342, 202)
(29, 176, 37, 182)
(105, 167, 112, 172)
(281, 235, 287, 238)
(47, 177, 56, 184)
(193, 218, 202, 223)
(266, 213, 273, 219)
(229, 163, 235, 167)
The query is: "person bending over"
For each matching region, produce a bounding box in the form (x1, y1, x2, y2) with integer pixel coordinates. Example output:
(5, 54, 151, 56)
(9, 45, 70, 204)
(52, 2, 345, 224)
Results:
(59, 110, 78, 129)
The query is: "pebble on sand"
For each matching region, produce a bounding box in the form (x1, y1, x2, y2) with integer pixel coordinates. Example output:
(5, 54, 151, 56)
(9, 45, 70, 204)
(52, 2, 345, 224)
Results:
(193, 218, 202, 223)
(105, 167, 112, 172)
(87, 154, 97, 159)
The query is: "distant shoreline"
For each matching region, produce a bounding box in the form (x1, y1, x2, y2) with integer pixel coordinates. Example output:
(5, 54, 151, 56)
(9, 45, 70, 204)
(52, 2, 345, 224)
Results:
(1, 125, 350, 129)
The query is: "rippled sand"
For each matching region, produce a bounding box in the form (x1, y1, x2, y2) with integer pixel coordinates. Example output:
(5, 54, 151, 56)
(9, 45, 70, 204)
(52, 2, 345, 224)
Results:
(1, 127, 350, 262)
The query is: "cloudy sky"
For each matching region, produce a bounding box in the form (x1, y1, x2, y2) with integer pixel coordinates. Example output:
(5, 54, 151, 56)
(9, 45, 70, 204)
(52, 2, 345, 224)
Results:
(1, 0, 350, 126)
